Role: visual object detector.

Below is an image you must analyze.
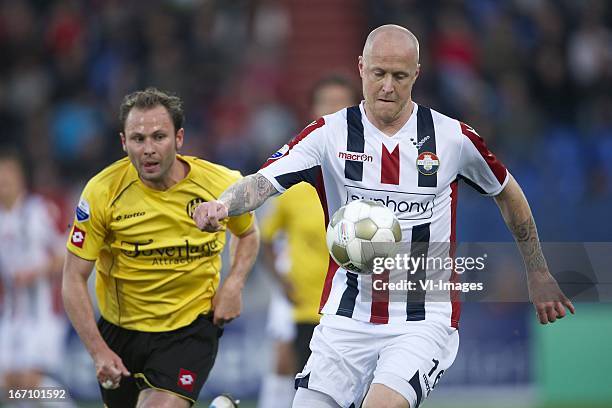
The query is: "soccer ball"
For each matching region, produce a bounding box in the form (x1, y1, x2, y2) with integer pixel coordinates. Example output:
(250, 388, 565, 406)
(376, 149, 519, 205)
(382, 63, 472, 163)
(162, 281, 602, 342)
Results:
(209, 394, 239, 408)
(326, 199, 402, 274)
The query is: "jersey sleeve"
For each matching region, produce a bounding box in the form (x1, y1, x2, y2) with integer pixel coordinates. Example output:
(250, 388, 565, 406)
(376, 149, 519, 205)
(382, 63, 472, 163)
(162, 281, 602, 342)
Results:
(66, 180, 109, 260)
(457, 122, 509, 196)
(257, 117, 327, 193)
(227, 212, 255, 236)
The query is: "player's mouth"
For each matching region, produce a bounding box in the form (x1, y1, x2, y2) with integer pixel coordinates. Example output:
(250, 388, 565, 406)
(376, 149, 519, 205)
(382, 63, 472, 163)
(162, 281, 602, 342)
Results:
(377, 98, 395, 104)
(143, 161, 160, 172)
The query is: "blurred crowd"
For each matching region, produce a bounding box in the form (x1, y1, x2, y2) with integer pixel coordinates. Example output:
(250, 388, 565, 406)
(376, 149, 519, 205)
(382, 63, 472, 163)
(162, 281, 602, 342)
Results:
(0, 0, 295, 189)
(0, 0, 611, 218)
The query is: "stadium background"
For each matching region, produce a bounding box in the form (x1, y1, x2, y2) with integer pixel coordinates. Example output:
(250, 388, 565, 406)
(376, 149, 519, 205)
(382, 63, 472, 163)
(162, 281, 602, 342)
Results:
(0, 0, 611, 407)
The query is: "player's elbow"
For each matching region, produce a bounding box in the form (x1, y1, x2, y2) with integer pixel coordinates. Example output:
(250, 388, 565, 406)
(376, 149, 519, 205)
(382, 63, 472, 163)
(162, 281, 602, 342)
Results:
(494, 175, 530, 216)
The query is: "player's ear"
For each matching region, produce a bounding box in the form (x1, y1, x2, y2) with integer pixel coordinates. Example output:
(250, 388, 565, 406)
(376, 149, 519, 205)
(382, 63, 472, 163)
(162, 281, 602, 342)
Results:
(175, 128, 185, 151)
(120, 132, 127, 152)
(358, 56, 365, 78)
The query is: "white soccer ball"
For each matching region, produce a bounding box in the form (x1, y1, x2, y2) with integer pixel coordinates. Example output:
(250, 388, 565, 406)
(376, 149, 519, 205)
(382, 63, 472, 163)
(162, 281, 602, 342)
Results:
(326, 199, 402, 274)
(209, 394, 239, 408)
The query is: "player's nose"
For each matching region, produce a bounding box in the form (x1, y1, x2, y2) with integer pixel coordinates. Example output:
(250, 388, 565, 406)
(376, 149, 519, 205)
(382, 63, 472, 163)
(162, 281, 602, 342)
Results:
(143, 139, 157, 155)
(381, 76, 394, 93)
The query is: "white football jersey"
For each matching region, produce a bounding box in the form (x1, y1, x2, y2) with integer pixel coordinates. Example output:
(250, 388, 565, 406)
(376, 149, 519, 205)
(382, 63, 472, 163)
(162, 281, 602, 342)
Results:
(0, 195, 61, 321)
(258, 102, 508, 327)
(0, 195, 66, 373)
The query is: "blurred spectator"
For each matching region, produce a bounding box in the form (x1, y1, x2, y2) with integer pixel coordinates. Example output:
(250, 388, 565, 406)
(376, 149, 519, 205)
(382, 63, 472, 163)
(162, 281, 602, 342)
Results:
(0, 148, 74, 407)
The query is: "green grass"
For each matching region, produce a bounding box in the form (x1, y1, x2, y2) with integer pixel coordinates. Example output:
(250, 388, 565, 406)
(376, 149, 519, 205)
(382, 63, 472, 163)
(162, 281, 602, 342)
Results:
(76, 402, 258, 408)
(75, 403, 611, 408)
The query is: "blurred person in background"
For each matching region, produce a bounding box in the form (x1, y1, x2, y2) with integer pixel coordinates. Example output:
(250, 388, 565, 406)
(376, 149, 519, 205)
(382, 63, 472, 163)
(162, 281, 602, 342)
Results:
(61, 88, 259, 408)
(257, 75, 359, 408)
(194, 25, 575, 408)
(0, 149, 74, 407)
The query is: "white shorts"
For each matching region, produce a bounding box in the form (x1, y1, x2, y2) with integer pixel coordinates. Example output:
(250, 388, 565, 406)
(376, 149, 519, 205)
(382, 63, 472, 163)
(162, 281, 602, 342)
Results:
(0, 315, 66, 374)
(295, 315, 459, 408)
(265, 286, 297, 342)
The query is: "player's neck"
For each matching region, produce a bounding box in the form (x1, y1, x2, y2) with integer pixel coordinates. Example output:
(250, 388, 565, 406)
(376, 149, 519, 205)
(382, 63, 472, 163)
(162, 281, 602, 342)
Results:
(365, 100, 414, 137)
(141, 158, 189, 191)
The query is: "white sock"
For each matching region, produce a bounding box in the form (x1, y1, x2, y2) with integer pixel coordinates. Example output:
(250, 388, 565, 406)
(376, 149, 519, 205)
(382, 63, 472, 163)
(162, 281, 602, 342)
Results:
(258, 373, 295, 408)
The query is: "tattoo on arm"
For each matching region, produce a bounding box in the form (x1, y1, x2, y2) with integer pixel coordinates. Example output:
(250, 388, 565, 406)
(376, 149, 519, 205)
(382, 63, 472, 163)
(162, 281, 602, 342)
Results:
(509, 216, 548, 273)
(219, 174, 278, 216)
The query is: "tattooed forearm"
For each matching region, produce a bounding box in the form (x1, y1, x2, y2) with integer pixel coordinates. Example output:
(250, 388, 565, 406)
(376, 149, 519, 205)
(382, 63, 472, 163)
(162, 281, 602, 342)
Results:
(495, 176, 548, 275)
(219, 174, 278, 216)
(509, 216, 548, 274)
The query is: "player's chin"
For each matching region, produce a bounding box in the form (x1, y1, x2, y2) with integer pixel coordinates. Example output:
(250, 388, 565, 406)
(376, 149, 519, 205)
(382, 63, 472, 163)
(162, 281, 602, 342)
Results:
(378, 110, 400, 123)
(139, 168, 162, 180)
(374, 103, 398, 118)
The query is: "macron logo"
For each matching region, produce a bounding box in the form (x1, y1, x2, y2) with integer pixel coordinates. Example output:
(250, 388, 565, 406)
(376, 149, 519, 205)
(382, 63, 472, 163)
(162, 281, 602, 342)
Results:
(338, 151, 373, 162)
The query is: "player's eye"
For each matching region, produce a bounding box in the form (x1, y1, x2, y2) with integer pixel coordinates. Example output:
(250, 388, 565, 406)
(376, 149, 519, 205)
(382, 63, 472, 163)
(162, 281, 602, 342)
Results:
(374, 71, 384, 77)
(154, 133, 166, 141)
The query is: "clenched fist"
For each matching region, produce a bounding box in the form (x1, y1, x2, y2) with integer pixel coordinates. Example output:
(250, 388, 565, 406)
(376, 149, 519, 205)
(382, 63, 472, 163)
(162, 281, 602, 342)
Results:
(193, 200, 229, 232)
(93, 346, 130, 389)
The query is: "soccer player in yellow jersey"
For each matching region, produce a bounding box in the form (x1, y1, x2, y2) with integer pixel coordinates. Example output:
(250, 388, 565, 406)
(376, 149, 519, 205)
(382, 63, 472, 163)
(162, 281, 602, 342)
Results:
(61, 88, 259, 408)
(258, 76, 358, 408)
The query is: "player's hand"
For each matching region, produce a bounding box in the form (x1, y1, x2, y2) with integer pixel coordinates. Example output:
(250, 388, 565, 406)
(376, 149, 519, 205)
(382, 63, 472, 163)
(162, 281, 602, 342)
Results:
(212, 276, 243, 326)
(93, 346, 130, 389)
(528, 271, 575, 324)
(193, 201, 229, 232)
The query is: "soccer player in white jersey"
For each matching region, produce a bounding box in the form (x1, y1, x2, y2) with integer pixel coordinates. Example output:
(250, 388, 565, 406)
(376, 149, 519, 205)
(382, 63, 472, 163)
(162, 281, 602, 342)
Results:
(0, 149, 74, 406)
(194, 25, 575, 408)
(258, 75, 359, 408)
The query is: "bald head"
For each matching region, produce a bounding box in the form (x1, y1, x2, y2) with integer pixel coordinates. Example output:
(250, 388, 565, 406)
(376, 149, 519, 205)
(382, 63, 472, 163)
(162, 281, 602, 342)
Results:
(362, 25, 420, 65)
(358, 25, 421, 132)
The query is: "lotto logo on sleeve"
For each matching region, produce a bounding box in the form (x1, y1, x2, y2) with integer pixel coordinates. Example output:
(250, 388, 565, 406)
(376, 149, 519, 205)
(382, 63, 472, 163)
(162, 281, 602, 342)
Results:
(177, 368, 197, 392)
(70, 226, 86, 248)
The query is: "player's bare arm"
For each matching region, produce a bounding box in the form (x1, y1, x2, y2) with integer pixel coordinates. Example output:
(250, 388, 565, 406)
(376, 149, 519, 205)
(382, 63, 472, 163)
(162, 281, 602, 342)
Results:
(62, 251, 130, 388)
(220, 173, 277, 215)
(193, 173, 277, 231)
(494, 174, 575, 324)
(212, 224, 260, 326)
